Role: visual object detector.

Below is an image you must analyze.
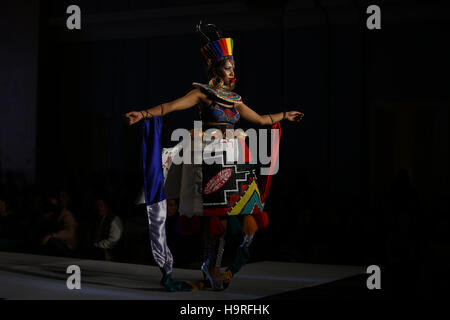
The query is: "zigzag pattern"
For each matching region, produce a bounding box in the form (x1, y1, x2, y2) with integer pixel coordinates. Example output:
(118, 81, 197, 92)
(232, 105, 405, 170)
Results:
(229, 181, 263, 216)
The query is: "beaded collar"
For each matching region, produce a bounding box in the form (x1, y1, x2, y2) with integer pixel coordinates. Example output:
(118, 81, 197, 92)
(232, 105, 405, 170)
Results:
(192, 82, 242, 104)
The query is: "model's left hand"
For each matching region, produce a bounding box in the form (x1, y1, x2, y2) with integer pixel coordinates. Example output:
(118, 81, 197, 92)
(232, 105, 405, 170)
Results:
(286, 111, 304, 122)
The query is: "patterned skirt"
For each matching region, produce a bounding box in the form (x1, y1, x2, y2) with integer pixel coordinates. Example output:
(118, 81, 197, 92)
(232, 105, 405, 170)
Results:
(162, 125, 265, 219)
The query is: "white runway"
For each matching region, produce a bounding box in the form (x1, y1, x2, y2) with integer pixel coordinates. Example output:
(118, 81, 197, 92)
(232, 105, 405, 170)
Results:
(0, 251, 365, 300)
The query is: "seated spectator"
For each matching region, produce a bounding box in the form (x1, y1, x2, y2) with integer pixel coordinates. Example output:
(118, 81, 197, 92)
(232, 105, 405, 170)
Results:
(0, 197, 14, 219)
(38, 195, 78, 257)
(59, 188, 73, 212)
(0, 197, 20, 251)
(85, 195, 123, 261)
(165, 199, 201, 268)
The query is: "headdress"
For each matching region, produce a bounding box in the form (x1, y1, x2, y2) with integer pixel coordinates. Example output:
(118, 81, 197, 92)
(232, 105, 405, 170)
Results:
(196, 21, 234, 65)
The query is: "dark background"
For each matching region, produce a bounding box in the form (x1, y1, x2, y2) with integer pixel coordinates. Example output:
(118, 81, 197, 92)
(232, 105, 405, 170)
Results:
(1, 0, 449, 298)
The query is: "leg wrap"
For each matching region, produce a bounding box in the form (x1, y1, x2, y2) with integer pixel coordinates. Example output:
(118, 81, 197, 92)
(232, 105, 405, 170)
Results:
(215, 238, 225, 268)
(202, 236, 226, 269)
(228, 234, 254, 276)
(201, 236, 226, 290)
(146, 200, 173, 274)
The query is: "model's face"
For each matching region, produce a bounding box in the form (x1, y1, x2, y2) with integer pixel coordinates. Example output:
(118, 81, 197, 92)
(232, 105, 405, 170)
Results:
(221, 59, 235, 85)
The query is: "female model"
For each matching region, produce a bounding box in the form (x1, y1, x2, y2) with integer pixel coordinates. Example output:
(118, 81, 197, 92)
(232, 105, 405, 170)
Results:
(125, 22, 304, 291)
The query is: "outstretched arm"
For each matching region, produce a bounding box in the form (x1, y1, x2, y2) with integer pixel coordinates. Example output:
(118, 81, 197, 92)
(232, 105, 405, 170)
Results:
(235, 102, 304, 126)
(124, 88, 204, 126)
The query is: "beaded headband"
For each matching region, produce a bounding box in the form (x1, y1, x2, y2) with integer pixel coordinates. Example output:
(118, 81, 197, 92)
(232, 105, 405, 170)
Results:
(200, 38, 234, 64)
(196, 21, 234, 64)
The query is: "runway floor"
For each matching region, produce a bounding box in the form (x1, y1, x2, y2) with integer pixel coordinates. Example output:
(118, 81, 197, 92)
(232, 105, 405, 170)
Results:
(0, 251, 365, 300)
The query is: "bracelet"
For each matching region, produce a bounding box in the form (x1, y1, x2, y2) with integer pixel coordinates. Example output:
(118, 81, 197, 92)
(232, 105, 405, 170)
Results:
(283, 111, 286, 120)
(140, 111, 145, 120)
(268, 114, 274, 125)
(160, 104, 165, 116)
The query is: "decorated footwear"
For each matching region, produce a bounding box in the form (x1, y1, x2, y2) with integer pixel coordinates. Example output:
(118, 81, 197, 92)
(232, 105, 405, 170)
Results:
(160, 268, 194, 292)
(220, 234, 254, 289)
(221, 269, 233, 289)
(201, 237, 227, 291)
(201, 263, 224, 290)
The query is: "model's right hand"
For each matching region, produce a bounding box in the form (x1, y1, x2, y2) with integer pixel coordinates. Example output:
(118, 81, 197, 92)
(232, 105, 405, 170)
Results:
(124, 111, 143, 126)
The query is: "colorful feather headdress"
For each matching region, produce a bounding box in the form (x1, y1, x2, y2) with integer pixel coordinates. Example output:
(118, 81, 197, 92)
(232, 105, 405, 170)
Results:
(196, 21, 234, 64)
